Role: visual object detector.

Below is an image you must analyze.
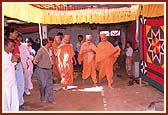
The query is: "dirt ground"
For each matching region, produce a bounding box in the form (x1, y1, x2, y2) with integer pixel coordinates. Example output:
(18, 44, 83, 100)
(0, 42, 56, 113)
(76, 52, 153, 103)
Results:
(21, 67, 164, 112)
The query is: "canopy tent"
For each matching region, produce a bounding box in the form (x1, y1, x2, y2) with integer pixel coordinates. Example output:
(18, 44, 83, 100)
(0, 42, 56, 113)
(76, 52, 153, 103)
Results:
(3, 3, 141, 25)
(3, 3, 164, 25)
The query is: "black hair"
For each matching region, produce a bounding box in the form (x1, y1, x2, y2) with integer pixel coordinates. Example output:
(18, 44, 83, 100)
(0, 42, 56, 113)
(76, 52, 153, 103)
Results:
(48, 37, 54, 41)
(118, 41, 122, 45)
(127, 41, 132, 47)
(4, 38, 15, 47)
(42, 39, 49, 46)
(35, 38, 40, 41)
(17, 33, 23, 42)
(17, 32, 22, 38)
(6, 26, 18, 37)
(57, 32, 63, 36)
(25, 37, 34, 43)
(78, 35, 83, 39)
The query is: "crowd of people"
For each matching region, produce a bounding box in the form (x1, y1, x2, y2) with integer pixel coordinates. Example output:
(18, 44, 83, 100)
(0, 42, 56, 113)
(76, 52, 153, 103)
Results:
(3, 27, 134, 111)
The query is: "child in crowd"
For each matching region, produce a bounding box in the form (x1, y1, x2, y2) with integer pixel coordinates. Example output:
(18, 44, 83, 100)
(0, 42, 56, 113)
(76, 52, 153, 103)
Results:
(125, 41, 133, 77)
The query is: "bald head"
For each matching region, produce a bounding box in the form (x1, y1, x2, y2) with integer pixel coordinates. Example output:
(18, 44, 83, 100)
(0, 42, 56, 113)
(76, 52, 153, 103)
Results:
(86, 35, 92, 42)
(64, 35, 71, 43)
(100, 33, 106, 41)
(54, 35, 61, 44)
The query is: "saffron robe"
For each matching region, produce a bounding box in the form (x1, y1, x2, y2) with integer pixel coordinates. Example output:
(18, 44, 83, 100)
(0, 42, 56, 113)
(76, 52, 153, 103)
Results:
(96, 41, 120, 85)
(57, 43, 75, 87)
(52, 43, 61, 78)
(78, 42, 97, 84)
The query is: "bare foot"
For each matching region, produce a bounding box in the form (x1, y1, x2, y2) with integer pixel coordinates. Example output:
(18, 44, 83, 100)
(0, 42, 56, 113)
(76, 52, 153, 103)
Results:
(108, 85, 113, 89)
(81, 80, 85, 86)
(41, 100, 47, 104)
(93, 83, 97, 87)
(108, 83, 114, 89)
(62, 86, 68, 90)
(98, 79, 102, 86)
(98, 78, 102, 83)
(50, 101, 57, 105)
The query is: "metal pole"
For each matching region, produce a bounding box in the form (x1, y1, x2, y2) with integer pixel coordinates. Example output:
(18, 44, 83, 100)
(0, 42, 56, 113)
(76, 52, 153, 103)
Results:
(39, 23, 43, 46)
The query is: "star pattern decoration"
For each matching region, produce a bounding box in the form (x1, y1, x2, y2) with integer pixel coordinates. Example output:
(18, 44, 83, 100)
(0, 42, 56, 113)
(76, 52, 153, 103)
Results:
(147, 27, 164, 65)
(141, 61, 147, 75)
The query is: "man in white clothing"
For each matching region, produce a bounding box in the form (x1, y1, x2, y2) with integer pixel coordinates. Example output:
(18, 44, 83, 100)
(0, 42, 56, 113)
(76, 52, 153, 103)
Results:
(6, 27, 25, 108)
(17, 36, 35, 96)
(3, 38, 19, 111)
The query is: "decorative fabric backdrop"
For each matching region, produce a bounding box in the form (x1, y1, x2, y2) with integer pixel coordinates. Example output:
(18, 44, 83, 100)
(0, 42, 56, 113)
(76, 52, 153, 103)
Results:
(140, 17, 164, 92)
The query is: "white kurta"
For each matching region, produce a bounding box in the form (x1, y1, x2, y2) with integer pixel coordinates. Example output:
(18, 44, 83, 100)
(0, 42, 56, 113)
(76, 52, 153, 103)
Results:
(3, 52, 19, 111)
(19, 43, 34, 91)
(126, 47, 133, 57)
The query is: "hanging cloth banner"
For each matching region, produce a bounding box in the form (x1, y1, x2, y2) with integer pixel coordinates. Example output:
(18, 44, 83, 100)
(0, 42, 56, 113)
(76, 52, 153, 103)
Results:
(142, 4, 164, 18)
(139, 16, 164, 92)
(3, 3, 140, 24)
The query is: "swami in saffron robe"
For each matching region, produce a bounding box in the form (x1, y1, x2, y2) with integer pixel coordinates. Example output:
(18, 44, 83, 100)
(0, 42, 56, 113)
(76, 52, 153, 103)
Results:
(96, 41, 120, 86)
(57, 43, 75, 87)
(78, 42, 97, 84)
(52, 36, 62, 78)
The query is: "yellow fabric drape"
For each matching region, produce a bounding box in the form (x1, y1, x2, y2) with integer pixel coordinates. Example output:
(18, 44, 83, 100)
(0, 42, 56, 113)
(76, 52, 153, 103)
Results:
(3, 3, 141, 24)
(142, 4, 164, 18)
(3, 3, 43, 23)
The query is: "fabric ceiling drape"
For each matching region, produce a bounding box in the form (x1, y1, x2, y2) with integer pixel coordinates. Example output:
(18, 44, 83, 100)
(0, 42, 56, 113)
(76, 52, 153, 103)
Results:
(3, 3, 164, 24)
(3, 3, 140, 24)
